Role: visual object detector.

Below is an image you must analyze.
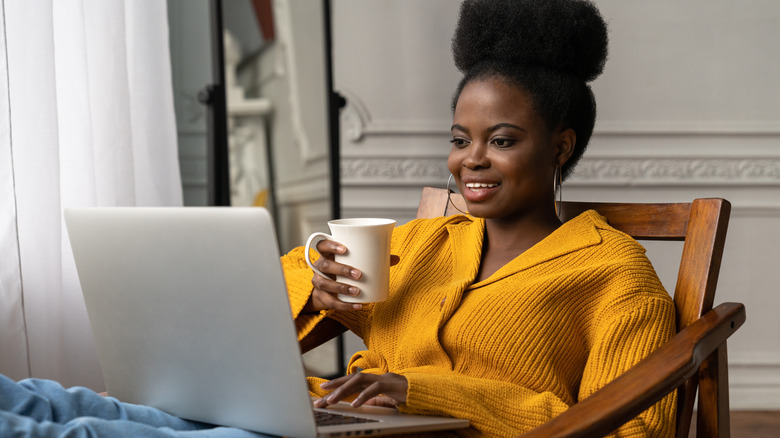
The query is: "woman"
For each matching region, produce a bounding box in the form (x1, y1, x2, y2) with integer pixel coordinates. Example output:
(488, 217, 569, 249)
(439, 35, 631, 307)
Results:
(291, 0, 676, 436)
(0, 0, 674, 436)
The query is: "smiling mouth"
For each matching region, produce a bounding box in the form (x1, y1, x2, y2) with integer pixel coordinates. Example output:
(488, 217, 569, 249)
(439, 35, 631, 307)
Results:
(465, 182, 499, 189)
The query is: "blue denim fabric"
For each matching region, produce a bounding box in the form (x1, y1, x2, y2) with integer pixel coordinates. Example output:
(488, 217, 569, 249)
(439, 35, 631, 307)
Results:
(0, 374, 269, 437)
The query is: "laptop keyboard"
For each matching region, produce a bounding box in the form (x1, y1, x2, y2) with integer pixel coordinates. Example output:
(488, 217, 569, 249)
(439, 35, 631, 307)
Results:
(314, 410, 380, 426)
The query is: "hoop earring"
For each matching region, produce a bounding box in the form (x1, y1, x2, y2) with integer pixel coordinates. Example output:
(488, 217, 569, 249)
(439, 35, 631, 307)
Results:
(446, 174, 467, 215)
(553, 166, 563, 219)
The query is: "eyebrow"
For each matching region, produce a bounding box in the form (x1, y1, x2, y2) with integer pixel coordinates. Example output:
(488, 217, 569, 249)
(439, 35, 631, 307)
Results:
(450, 123, 469, 133)
(450, 122, 526, 133)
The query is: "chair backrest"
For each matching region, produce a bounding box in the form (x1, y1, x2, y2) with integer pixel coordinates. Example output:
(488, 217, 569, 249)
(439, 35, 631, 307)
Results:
(416, 187, 731, 438)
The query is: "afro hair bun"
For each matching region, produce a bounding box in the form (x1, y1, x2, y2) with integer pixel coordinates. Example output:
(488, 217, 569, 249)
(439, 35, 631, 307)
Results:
(452, 0, 608, 82)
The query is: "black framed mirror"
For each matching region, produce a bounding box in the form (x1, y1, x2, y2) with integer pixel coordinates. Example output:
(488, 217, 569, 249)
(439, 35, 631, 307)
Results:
(207, 0, 340, 236)
(168, 0, 344, 377)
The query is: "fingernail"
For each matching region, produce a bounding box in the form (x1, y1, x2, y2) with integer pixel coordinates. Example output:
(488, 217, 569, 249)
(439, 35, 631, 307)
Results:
(320, 381, 333, 388)
(350, 269, 361, 279)
(336, 245, 347, 253)
(352, 304, 362, 310)
(349, 287, 360, 296)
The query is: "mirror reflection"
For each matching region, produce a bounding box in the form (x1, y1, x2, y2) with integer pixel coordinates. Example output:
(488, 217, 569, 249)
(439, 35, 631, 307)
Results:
(222, 0, 274, 210)
(222, 0, 335, 253)
(168, 0, 342, 377)
(169, 0, 336, 253)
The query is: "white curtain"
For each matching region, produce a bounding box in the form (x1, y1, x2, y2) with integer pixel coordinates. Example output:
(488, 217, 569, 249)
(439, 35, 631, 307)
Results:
(0, 0, 182, 390)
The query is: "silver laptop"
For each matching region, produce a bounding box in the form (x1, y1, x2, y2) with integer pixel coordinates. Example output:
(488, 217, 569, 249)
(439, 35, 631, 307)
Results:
(64, 207, 468, 437)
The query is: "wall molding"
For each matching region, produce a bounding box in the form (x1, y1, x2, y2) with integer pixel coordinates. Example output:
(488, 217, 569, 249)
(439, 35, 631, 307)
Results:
(340, 116, 780, 141)
(341, 156, 780, 187)
(337, 86, 780, 140)
(340, 89, 372, 142)
(730, 355, 780, 409)
(570, 157, 780, 185)
(596, 120, 780, 136)
(341, 157, 450, 185)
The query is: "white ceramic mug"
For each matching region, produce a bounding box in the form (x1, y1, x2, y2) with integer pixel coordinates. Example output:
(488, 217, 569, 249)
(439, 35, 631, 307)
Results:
(304, 218, 396, 303)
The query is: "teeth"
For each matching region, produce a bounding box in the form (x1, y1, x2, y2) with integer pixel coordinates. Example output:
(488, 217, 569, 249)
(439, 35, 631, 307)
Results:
(466, 183, 498, 189)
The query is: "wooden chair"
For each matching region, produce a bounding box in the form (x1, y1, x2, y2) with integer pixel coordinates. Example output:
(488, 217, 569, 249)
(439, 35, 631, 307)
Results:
(300, 187, 746, 437)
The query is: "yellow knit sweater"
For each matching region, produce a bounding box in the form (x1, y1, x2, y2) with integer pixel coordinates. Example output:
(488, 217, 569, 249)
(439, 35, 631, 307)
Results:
(281, 211, 677, 437)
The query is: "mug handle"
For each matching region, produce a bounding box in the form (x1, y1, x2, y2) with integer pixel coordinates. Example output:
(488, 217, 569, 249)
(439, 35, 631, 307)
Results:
(304, 232, 333, 278)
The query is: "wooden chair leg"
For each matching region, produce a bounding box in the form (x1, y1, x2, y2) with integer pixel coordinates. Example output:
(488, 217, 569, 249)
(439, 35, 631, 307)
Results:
(697, 342, 731, 438)
(675, 378, 697, 438)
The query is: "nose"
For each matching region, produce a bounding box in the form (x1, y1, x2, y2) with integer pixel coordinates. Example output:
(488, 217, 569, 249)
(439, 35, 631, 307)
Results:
(463, 142, 490, 169)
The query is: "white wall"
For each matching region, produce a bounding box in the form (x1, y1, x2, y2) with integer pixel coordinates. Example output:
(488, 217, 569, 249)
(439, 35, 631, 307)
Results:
(333, 0, 780, 409)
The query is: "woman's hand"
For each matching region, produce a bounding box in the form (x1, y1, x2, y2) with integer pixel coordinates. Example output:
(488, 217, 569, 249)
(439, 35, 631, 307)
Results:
(306, 239, 364, 312)
(304, 240, 400, 313)
(314, 373, 408, 409)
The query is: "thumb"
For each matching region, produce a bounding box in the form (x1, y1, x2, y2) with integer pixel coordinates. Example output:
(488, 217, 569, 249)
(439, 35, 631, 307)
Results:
(365, 395, 401, 408)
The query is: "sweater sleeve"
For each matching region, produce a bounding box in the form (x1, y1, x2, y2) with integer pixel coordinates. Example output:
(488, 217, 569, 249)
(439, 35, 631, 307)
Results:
(280, 246, 373, 341)
(400, 367, 571, 436)
(396, 298, 676, 437)
(279, 246, 323, 338)
(578, 296, 677, 438)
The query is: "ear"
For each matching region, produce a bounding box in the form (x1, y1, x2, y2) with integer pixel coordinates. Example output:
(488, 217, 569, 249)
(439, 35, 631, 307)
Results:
(554, 128, 576, 167)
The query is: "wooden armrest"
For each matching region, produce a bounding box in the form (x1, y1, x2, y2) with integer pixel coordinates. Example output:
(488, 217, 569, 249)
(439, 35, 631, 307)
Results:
(519, 302, 746, 438)
(299, 317, 348, 354)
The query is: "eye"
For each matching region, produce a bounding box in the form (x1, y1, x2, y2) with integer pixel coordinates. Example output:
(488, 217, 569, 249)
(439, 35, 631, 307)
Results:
(492, 138, 515, 148)
(449, 138, 469, 148)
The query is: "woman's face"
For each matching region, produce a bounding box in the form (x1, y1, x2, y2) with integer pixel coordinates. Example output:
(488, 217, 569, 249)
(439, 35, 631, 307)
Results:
(448, 77, 573, 221)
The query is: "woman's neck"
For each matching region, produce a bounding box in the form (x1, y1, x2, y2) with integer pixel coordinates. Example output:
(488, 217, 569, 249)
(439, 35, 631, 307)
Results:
(475, 212, 562, 283)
